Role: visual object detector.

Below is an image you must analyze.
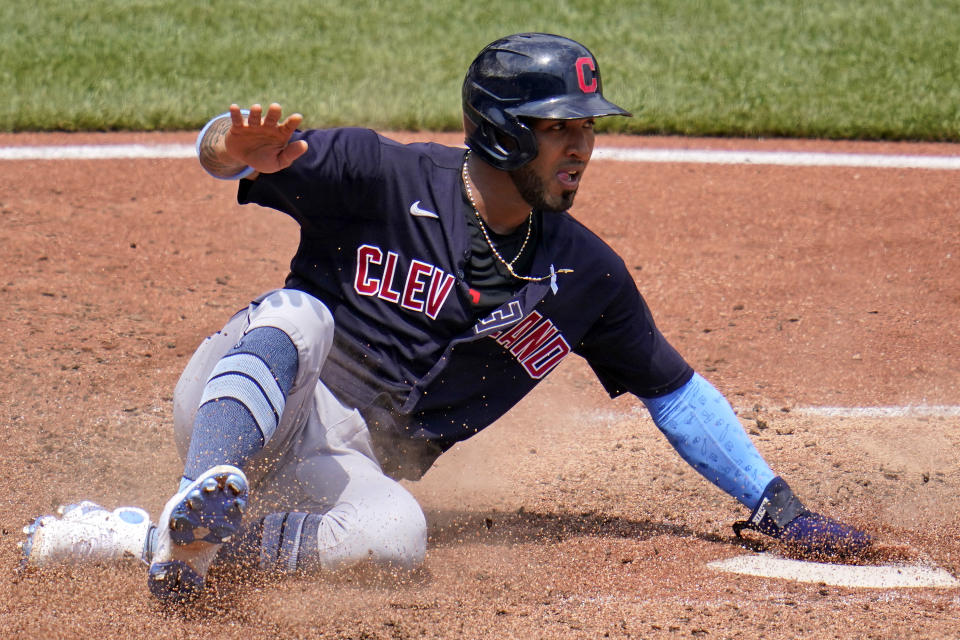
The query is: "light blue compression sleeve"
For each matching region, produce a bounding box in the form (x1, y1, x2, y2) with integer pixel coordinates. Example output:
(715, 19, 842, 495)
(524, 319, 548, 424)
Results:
(642, 373, 775, 508)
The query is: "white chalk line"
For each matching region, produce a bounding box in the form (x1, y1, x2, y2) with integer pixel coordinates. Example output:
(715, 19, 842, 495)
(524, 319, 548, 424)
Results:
(709, 553, 960, 589)
(2, 143, 960, 169)
(593, 147, 960, 169)
(795, 405, 960, 418)
(0, 144, 195, 160)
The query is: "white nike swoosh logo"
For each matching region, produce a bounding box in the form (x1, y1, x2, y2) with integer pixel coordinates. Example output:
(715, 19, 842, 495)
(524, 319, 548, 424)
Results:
(409, 200, 440, 219)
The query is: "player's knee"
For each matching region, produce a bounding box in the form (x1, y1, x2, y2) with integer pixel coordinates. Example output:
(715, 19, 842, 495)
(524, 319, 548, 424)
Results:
(370, 491, 428, 569)
(231, 326, 298, 388)
(317, 490, 427, 570)
(247, 289, 334, 383)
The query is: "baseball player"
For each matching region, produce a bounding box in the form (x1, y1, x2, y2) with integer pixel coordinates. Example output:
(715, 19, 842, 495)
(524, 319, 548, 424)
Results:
(21, 33, 871, 603)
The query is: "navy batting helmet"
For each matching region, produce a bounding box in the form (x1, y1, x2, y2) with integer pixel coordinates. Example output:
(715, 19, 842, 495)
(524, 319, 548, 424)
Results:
(462, 32, 631, 171)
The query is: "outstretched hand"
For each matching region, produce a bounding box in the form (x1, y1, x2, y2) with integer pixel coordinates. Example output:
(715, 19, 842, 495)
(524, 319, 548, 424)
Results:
(225, 103, 309, 174)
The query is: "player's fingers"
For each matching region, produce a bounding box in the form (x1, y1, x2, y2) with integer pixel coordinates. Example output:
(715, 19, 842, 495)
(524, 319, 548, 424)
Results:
(262, 102, 283, 128)
(248, 103, 263, 127)
(228, 104, 246, 127)
(278, 139, 308, 168)
(281, 112, 304, 133)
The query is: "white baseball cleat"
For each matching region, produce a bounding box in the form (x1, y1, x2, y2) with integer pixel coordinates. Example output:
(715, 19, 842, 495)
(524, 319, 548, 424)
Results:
(19, 500, 153, 568)
(147, 465, 248, 604)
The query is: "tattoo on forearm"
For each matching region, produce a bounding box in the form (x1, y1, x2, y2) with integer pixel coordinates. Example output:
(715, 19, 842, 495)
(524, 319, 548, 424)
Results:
(198, 117, 246, 177)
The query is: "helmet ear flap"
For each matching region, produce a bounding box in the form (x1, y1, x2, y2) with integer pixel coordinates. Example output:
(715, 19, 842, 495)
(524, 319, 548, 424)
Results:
(464, 98, 538, 171)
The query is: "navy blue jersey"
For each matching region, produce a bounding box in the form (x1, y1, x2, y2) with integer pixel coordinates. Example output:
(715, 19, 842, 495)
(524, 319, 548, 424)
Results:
(239, 127, 693, 477)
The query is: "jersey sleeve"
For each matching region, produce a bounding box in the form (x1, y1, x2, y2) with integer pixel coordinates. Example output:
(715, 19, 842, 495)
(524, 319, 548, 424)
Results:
(237, 127, 384, 228)
(576, 265, 693, 399)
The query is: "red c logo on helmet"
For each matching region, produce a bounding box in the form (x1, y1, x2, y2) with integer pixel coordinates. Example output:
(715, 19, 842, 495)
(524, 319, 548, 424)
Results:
(575, 57, 597, 93)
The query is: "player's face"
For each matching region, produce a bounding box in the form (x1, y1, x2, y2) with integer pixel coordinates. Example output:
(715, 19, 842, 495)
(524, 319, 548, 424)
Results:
(510, 118, 596, 213)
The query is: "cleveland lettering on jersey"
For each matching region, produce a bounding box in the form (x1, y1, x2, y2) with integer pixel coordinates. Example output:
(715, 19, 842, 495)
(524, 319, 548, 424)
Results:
(490, 310, 571, 379)
(354, 244, 456, 319)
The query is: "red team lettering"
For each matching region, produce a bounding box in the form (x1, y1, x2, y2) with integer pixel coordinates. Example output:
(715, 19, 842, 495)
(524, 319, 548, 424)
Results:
(354, 244, 455, 320)
(355, 245, 569, 378)
(493, 310, 570, 379)
(575, 56, 597, 93)
(379, 250, 402, 303)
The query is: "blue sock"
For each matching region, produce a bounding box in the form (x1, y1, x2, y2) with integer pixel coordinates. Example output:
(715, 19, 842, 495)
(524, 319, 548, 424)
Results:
(642, 373, 775, 508)
(182, 326, 298, 482)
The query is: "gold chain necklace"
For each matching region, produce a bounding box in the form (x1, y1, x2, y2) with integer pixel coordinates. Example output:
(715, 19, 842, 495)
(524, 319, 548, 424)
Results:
(462, 151, 563, 283)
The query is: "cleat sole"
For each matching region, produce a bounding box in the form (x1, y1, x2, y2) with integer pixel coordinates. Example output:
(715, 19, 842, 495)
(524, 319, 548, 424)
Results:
(148, 560, 205, 604)
(167, 470, 248, 546)
(148, 465, 248, 603)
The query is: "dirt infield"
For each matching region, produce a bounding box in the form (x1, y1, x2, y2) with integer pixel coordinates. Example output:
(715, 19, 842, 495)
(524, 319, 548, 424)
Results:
(1, 131, 958, 639)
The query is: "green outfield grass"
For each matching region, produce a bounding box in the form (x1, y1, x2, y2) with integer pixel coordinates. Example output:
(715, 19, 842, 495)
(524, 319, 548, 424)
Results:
(3, 0, 960, 139)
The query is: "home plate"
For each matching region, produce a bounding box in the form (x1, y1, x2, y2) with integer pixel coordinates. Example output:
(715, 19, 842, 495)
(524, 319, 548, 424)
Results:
(708, 554, 960, 588)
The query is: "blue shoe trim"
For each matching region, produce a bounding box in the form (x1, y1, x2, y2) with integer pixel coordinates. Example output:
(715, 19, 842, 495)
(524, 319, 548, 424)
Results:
(119, 509, 146, 525)
(20, 522, 36, 566)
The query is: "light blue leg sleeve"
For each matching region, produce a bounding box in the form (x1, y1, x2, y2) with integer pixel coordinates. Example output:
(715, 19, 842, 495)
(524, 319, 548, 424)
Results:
(642, 373, 775, 508)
